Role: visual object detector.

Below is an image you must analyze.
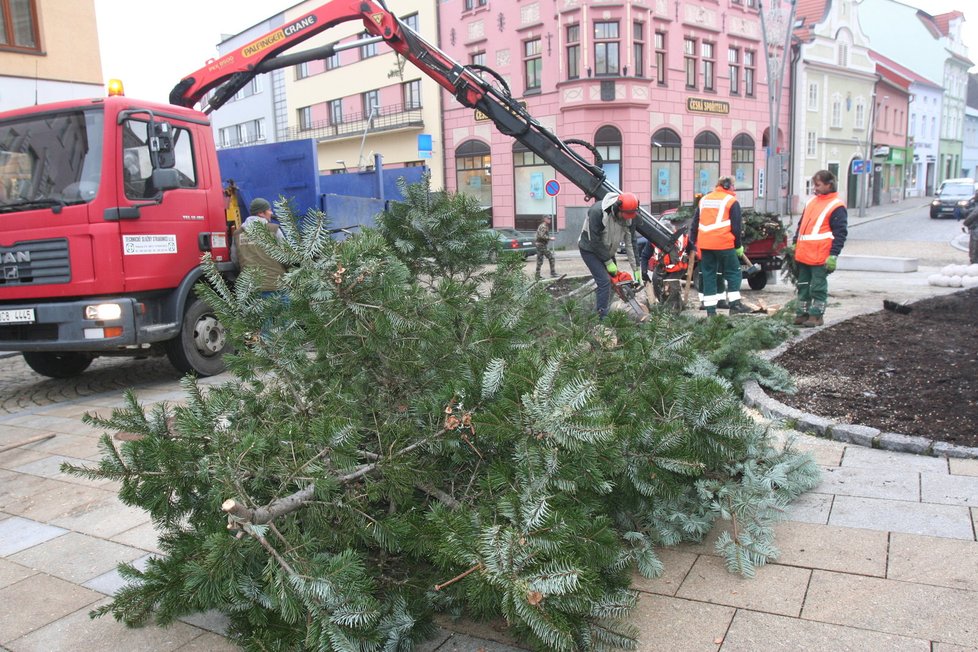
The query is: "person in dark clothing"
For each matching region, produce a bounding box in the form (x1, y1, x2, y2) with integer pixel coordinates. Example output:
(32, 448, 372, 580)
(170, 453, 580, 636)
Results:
(687, 177, 750, 316)
(962, 205, 978, 264)
(789, 169, 848, 327)
(578, 192, 642, 319)
(534, 215, 557, 278)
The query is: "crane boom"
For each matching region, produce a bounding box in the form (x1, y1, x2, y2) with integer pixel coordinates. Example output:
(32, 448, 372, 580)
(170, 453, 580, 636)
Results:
(170, 0, 677, 252)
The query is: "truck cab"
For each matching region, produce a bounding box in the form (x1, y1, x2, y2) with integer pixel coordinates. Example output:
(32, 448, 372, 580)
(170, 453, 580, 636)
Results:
(0, 94, 233, 377)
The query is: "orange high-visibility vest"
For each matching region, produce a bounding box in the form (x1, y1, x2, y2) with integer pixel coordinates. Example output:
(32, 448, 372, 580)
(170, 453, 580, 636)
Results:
(796, 193, 844, 265)
(696, 188, 737, 250)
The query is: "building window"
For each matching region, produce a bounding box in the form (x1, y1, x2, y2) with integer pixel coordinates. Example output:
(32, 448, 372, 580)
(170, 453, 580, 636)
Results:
(232, 77, 263, 101)
(403, 80, 421, 110)
(655, 32, 666, 85)
(0, 0, 39, 51)
(298, 106, 312, 131)
(651, 128, 681, 213)
(807, 82, 819, 111)
(633, 22, 645, 77)
(684, 38, 697, 89)
(595, 126, 622, 190)
(463, 0, 487, 10)
(910, 112, 916, 137)
(806, 131, 817, 157)
(326, 51, 340, 70)
(513, 141, 553, 230)
(702, 42, 715, 91)
(855, 98, 866, 129)
(566, 24, 580, 79)
(456, 139, 493, 218)
(831, 94, 842, 128)
(359, 32, 378, 59)
(295, 62, 309, 80)
(524, 38, 542, 92)
(594, 21, 620, 76)
(693, 131, 720, 195)
(838, 43, 849, 67)
(471, 51, 486, 66)
(329, 99, 343, 125)
(744, 50, 755, 97)
(402, 13, 419, 32)
(728, 47, 740, 95)
(731, 133, 755, 208)
(362, 90, 379, 116)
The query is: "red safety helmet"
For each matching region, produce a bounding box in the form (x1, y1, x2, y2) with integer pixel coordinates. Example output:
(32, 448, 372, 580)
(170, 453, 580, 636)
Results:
(616, 192, 639, 219)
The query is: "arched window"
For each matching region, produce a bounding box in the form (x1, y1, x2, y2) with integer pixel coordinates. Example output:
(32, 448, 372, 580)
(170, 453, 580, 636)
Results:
(731, 133, 755, 208)
(513, 141, 554, 230)
(651, 128, 681, 213)
(455, 140, 492, 220)
(594, 126, 622, 190)
(694, 131, 720, 195)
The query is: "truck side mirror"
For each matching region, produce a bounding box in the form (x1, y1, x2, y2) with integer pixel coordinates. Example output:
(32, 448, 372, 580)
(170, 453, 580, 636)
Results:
(150, 122, 176, 169)
(151, 168, 180, 192)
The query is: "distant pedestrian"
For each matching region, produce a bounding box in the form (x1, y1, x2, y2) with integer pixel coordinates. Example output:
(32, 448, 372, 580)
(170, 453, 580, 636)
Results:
(534, 215, 557, 279)
(789, 170, 848, 327)
(962, 206, 978, 264)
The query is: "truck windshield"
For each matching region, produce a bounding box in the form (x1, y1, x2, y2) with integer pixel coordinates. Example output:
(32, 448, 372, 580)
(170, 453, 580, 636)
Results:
(0, 108, 104, 213)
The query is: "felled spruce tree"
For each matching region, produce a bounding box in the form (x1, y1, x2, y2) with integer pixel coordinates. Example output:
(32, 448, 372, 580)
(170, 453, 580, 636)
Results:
(67, 175, 819, 651)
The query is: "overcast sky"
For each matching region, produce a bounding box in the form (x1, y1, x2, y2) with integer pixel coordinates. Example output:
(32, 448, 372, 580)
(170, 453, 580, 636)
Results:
(94, 0, 976, 106)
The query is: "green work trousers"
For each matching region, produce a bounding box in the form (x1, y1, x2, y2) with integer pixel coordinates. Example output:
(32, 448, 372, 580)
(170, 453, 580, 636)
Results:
(796, 262, 829, 316)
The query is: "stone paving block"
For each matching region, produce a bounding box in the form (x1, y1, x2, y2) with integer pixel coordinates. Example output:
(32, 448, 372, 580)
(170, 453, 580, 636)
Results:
(887, 533, 978, 591)
(83, 553, 154, 595)
(675, 554, 811, 616)
(828, 423, 880, 447)
(0, 559, 35, 590)
(781, 434, 845, 467)
(0, 445, 47, 471)
(773, 521, 887, 577)
(783, 491, 833, 525)
(2, 414, 92, 433)
(430, 614, 525, 649)
(829, 495, 974, 540)
(933, 643, 978, 652)
(5, 597, 203, 652)
(12, 454, 114, 489)
(0, 573, 100, 642)
(629, 592, 734, 652)
(418, 632, 527, 651)
(48, 492, 149, 539)
(27, 433, 102, 460)
(108, 521, 163, 554)
(815, 465, 920, 501)
(841, 446, 948, 473)
(178, 609, 230, 635)
(0, 471, 63, 514)
(0, 517, 66, 556)
(173, 632, 239, 652)
(803, 569, 978, 648)
(9, 532, 144, 584)
(949, 458, 978, 477)
(8, 482, 109, 522)
(920, 472, 978, 507)
(630, 548, 698, 597)
(416, 629, 452, 652)
(720, 608, 929, 652)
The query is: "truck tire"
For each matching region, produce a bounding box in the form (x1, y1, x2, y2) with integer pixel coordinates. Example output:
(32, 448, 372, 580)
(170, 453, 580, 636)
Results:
(747, 271, 768, 290)
(23, 352, 94, 378)
(165, 297, 228, 376)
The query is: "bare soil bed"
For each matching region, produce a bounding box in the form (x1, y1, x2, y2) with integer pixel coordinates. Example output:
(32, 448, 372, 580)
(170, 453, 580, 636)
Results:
(771, 287, 978, 448)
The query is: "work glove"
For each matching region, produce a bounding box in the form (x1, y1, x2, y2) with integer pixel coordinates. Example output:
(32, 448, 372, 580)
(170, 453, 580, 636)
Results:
(825, 255, 837, 273)
(605, 260, 618, 275)
(632, 269, 642, 286)
(735, 246, 745, 258)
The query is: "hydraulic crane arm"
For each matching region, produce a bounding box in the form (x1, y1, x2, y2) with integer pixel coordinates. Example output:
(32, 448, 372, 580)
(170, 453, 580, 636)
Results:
(169, 0, 677, 252)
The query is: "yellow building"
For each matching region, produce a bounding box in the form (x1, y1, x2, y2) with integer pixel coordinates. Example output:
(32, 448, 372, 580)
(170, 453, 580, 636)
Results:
(0, 0, 103, 112)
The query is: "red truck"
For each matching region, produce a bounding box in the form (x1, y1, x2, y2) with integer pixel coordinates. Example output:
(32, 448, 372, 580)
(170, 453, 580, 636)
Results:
(0, 0, 678, 378)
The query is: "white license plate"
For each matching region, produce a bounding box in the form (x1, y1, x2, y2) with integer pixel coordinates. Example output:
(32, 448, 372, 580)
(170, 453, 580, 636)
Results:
(0, 308, 35, 324)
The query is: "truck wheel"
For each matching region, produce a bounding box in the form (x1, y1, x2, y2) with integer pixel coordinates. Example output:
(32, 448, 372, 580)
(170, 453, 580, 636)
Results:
(747, 272, 768, 290)
(23, 352, 94, 378)
(165, 298, 228, 376)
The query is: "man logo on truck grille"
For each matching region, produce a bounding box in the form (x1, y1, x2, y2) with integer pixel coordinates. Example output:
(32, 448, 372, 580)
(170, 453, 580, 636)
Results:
(3, 266, 18, 280)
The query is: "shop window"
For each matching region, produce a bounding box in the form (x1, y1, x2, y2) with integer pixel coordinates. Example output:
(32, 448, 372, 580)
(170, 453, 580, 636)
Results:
(693, 131, 720, 195)
(455, 140, 493, 219)
(651, 128, 681, 213)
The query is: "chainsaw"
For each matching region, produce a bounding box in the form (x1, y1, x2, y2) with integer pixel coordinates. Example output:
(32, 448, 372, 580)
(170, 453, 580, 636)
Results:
(610, 271, 646, 318)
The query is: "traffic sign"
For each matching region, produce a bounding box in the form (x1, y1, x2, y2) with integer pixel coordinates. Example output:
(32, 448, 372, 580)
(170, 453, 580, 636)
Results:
(852, 159, 869, 174)
(545, 179, 560, 196)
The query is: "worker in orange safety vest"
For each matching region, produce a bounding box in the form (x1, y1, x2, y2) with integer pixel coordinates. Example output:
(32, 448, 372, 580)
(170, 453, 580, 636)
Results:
(688, 177, 751, 316)
(789, 169, 848, 327)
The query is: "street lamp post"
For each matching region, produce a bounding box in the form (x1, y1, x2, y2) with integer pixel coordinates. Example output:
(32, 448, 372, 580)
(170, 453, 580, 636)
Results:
(757, 0, 797, 216)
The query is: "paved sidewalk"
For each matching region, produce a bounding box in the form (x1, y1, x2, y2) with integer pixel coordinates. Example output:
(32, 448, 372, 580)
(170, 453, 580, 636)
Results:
(2, 195, 977, 651)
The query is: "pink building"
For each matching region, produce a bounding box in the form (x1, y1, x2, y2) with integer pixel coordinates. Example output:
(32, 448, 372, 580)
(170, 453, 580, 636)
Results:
(438, 0, 791, 231)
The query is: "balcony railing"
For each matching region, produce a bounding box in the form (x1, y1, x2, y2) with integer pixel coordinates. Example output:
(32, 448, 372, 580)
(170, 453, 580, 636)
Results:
(287, 102, 424, 142)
